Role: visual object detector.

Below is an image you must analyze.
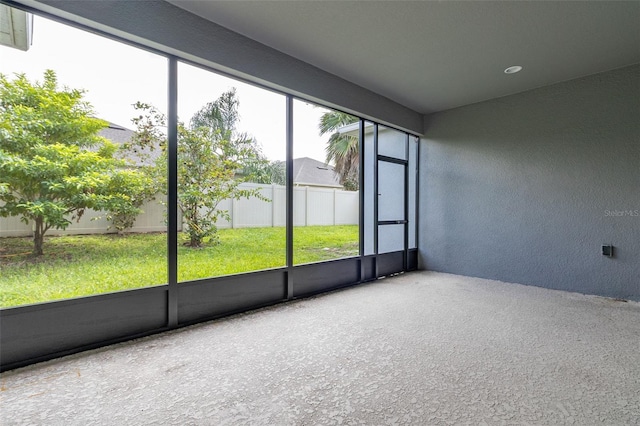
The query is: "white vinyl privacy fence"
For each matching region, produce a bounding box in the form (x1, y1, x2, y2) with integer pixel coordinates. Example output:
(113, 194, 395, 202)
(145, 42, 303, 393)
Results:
(0, 183, 359, 237)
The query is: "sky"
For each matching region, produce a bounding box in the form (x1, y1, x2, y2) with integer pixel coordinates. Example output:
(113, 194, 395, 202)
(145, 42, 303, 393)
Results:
(0, 14, 332, 163)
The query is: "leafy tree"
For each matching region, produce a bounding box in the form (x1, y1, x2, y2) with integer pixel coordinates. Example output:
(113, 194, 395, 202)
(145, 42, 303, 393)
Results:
(105, 105, 167, 233)
(319, 110, 359, 190)
(129, 89, 268, 247)
(241, 158, 286, 185)
(105, 168, 159, 233)
(0, 71, 153, 254)
(188, 90, 282, 184)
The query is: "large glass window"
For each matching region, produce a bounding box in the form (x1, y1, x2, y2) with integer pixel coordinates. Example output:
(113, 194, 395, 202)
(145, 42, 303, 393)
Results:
(0, 12, 167, 307)
(176, 62, 286, 282)
(0, 5, 426, 377)
(0, 5, 420, 311)
(292, 100, 359, 264)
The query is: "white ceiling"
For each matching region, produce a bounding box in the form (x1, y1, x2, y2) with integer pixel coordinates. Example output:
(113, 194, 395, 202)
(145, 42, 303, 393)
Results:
(168, 1, 640, 115)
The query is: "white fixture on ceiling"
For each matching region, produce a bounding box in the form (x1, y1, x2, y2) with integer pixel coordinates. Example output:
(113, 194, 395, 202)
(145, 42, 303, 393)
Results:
(504, 66, 523, 74)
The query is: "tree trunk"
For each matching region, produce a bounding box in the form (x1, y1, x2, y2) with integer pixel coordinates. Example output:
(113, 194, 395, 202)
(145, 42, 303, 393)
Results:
(33, 217, 45, 256)
(188, 206, 201, 247)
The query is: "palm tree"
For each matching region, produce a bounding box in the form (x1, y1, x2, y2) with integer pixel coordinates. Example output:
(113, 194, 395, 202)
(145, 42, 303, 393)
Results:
(319, 110, 359, 190)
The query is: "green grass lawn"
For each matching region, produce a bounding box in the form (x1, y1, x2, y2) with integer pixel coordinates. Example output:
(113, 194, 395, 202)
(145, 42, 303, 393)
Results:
(0, 226, 358, 308)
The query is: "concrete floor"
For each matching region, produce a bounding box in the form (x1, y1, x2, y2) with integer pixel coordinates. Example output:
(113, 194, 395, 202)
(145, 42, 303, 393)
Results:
(2, 271, 639, 425)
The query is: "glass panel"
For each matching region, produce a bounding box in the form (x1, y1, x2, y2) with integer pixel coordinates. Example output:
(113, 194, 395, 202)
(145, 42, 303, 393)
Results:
(378, 125, 407, 160)
(378, 161, 405, 222)
(293, 100, 359, 264)
(378, 224, 405, 254)
(0, 11, 167, 308)
(363, 122, 376, 255)
(176, 62, 286, 281)
(408, 136, 418, 249)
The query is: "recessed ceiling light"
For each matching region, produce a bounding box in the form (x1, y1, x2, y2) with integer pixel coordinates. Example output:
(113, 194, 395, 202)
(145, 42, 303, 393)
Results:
(504, 66, 523, 74)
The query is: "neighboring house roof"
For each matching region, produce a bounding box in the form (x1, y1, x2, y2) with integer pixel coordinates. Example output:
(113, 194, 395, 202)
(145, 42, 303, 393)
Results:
(292, 157, 342, 189)
(98, 122, 134, 145)
(337, 121, 376, 138)
(98, 122, 161, 167)
(97, 125, 340, 188)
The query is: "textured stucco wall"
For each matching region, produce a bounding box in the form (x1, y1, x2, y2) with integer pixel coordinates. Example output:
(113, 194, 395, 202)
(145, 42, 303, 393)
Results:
(419, 64, 640, 300)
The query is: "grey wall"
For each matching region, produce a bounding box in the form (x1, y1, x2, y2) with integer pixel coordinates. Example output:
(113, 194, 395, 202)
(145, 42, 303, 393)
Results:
(17, 0, 422, 134)
(420, 64, 640, 300)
